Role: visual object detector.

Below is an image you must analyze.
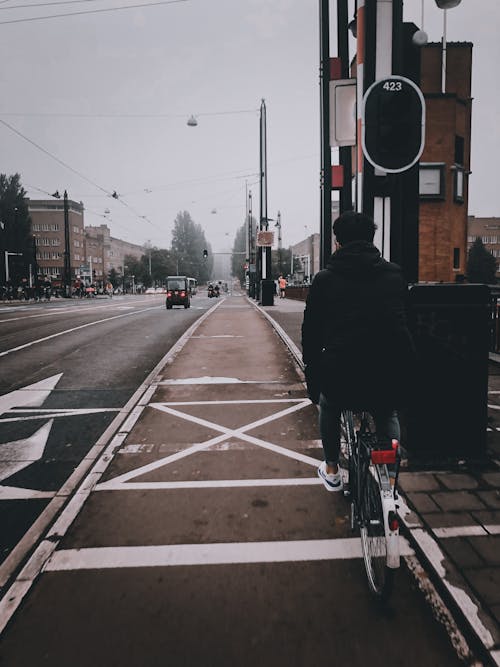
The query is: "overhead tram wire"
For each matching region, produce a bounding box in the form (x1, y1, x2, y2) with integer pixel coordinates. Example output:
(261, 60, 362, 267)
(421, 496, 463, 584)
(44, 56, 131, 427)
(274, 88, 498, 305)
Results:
(0, 117, 161, 231)
(0, 0, 187, 24)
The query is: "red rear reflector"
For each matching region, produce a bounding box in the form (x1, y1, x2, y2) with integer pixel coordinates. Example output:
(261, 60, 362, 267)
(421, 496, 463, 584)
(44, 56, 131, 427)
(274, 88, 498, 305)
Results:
(388, 512, 399, 531)
(371, 441, 398, 465)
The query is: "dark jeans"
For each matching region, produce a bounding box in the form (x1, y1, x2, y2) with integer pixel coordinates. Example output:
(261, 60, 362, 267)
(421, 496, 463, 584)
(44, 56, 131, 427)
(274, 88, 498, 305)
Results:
(318, 393, 400, 466)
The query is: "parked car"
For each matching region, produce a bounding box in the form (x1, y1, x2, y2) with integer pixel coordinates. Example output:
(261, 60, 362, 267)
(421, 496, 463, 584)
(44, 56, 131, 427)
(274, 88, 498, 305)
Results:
(165, 276, 190, 309)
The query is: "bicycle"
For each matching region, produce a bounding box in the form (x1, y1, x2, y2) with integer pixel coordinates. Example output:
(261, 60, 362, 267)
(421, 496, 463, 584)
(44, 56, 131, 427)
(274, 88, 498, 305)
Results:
(340, 410, 401, 600)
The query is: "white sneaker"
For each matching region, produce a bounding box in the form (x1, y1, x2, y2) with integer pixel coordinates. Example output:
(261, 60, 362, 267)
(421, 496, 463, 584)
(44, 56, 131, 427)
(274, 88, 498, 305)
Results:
(317, 461, 343, 492)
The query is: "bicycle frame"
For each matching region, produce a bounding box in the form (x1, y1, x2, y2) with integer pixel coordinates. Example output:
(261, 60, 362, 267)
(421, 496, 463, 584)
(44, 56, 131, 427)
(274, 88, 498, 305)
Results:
(342, 410, 401, 597)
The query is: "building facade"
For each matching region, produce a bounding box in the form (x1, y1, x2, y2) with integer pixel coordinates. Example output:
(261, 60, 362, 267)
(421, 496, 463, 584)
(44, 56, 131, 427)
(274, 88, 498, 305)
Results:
(418, 42, 472, 282)
(28, 198, 85, 284)
(108, 236, 145, 275)
(468, 216, 500, 278)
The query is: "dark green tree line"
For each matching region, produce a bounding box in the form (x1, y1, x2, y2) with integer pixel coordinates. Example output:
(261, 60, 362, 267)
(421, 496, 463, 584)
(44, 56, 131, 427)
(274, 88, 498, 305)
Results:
(466, 237, 497, 284)
(0, 173, 32, 285)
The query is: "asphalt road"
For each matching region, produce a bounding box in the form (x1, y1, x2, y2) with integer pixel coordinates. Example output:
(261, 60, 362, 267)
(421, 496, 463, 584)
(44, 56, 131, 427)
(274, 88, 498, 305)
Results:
(0, 293, 215, 581)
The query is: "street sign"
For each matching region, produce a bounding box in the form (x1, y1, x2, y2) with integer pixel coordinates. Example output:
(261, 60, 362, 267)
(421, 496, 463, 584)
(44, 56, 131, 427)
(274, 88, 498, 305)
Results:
(257, 231, 274, 247)
(362, 76, 425, 173)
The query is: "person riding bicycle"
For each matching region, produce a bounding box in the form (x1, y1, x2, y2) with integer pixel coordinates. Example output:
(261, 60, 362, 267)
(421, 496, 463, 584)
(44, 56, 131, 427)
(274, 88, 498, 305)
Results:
(301, 211, 415, 492)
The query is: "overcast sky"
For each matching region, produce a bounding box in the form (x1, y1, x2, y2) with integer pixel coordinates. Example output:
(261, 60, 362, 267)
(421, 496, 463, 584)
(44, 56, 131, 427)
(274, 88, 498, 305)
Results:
(1, 0, 498, 252)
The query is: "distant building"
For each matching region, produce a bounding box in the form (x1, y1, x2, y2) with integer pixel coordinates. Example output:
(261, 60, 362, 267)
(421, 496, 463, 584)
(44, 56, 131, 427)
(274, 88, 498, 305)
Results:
(85, 224, 110, 284)
(468, 216, 500, 278)
(28, 198, 85, 284)
(28, 200, 146, 286)
(108, 236, 145, 275)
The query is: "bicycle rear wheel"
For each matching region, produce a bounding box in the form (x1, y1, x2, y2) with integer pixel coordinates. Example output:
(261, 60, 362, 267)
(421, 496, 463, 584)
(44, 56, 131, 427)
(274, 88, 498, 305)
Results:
(359, 469, 394, 600)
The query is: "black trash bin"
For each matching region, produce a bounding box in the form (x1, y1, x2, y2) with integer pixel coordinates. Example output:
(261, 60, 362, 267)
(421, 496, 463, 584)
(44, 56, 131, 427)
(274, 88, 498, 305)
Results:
(261, 279, 275, 306)
(406, 283, 490, 465)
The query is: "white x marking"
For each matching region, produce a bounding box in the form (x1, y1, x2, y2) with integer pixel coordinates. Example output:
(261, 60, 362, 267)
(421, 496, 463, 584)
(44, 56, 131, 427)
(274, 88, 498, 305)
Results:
(96, 398, 317, 490)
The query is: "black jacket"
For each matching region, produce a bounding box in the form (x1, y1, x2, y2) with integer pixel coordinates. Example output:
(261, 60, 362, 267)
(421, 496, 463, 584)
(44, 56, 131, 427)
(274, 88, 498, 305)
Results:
(301, 241, 415, 408)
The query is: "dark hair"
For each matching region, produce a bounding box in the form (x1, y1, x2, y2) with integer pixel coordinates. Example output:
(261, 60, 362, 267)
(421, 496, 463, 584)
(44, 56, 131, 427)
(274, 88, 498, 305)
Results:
(332, 211, 376, 245)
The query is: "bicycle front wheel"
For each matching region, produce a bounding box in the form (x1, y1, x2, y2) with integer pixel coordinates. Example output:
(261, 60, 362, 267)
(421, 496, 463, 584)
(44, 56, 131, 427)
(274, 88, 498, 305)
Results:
(359, 470, 394, 600)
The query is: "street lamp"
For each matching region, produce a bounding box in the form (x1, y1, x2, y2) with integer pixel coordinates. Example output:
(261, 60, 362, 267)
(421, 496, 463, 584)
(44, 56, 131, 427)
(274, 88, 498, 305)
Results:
(4, 251, 23, 283)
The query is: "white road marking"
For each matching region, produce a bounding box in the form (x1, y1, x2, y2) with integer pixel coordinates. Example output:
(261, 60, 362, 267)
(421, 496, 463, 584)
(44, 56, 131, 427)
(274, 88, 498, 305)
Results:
(0, 306, 161, 357)
(97, 478, 322, 491)
(97, 398, 315, 489)
(0, 486, 55, 500)
(0, 301, 136, 323)
(44, 537, 415, 571)
(0, 374, 62, 413)
(0, 420, 53, 481)
(402, 525, 496, 650)
(190, 335, 244, 338)
(159, 399, 306, 406)
(0, 407, 118, 424)
(433, 525, 489, 538)
(158, 377, 280, 385)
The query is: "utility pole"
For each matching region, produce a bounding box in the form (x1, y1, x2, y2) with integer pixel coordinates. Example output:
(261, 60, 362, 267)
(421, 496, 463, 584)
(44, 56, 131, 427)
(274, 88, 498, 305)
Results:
(336, 0, 353, 215)
(275, 211, 282, 274)
(319, 0, 332, 269)
(63, 190, 71, 297)
(259, 98, 274, 305)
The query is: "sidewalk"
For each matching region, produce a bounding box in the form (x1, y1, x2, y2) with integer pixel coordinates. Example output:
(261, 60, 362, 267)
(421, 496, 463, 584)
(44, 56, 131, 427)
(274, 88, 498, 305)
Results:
(0, 293, 498, 666)
(260, 295, 500, 666)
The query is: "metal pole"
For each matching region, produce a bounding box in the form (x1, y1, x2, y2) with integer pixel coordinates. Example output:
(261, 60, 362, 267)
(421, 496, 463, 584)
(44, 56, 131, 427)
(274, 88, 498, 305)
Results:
(63, 191, 71, 297)
(337, 0, 352, 214)
(4, 250, 9, 283)
(319, 0, 332, 269)
(441, 9, 447, 93)
(259, 99, 269, 282)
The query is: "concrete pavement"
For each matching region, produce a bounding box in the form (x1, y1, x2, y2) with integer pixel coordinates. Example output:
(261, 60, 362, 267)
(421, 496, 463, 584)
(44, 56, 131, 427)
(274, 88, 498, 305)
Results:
(0, 292, 498, 666)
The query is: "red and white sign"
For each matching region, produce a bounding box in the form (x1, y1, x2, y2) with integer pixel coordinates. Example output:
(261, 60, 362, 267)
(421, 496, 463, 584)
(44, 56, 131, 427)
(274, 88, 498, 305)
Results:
(257, 231, 274, 247)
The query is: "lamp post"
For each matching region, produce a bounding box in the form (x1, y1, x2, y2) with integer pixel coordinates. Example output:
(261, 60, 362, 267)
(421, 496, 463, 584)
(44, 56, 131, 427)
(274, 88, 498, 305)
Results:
(258, 98, 274, 306)
(4, 251, 23, 283)
(52, 190, 72, 297)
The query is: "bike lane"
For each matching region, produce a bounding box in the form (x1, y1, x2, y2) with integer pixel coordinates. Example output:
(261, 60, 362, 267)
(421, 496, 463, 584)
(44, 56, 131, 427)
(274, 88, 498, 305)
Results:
(0, 295, 469, 666)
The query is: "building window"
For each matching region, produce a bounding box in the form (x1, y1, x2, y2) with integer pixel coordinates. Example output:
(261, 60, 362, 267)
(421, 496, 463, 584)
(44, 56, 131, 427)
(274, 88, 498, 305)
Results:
(419, 163, 445, 200)
(32, 224, 40, 231)
(51, 224, 59, 231)
(454, 167, 464, 203)
(51, 239, 60, 246)
(453, 248, 460, 270)
(73, 226, 79, 234)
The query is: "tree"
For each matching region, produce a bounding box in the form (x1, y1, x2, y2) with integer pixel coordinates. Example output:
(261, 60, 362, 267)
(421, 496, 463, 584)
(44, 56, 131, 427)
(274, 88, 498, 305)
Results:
(0, 173, 32, 285)
(466, 237, 497, 284)
(108, 267, 120, 287)
(147, 248, 176, 285)
(123, 254, 145, 290)
(171, 211, 212, 283)
(231, 222, 248, 287)
(271, 247, 291, 279)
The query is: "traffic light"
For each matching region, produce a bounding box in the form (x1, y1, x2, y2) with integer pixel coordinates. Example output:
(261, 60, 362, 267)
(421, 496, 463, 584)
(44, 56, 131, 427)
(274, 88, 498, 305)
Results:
(362, 76, 425, 173)
(203, 249, 208, 258)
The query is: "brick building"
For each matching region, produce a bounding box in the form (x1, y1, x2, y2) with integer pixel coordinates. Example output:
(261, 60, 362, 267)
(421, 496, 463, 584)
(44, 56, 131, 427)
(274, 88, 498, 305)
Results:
(28, 201, 146, 286)
(468, 216, 500, 278)
(28, 198, 85, 284)
(418, 42, 472, 282)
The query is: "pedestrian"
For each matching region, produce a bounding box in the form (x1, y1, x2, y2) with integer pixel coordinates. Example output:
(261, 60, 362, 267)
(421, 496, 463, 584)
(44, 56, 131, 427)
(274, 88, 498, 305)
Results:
(278, 274, 287, 299)
(301, 211, 415, 492)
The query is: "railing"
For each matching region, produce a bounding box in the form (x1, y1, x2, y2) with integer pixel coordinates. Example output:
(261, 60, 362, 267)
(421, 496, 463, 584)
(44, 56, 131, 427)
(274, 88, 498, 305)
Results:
(284, 282, 500, 354)
(284, 286, 310, 301)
